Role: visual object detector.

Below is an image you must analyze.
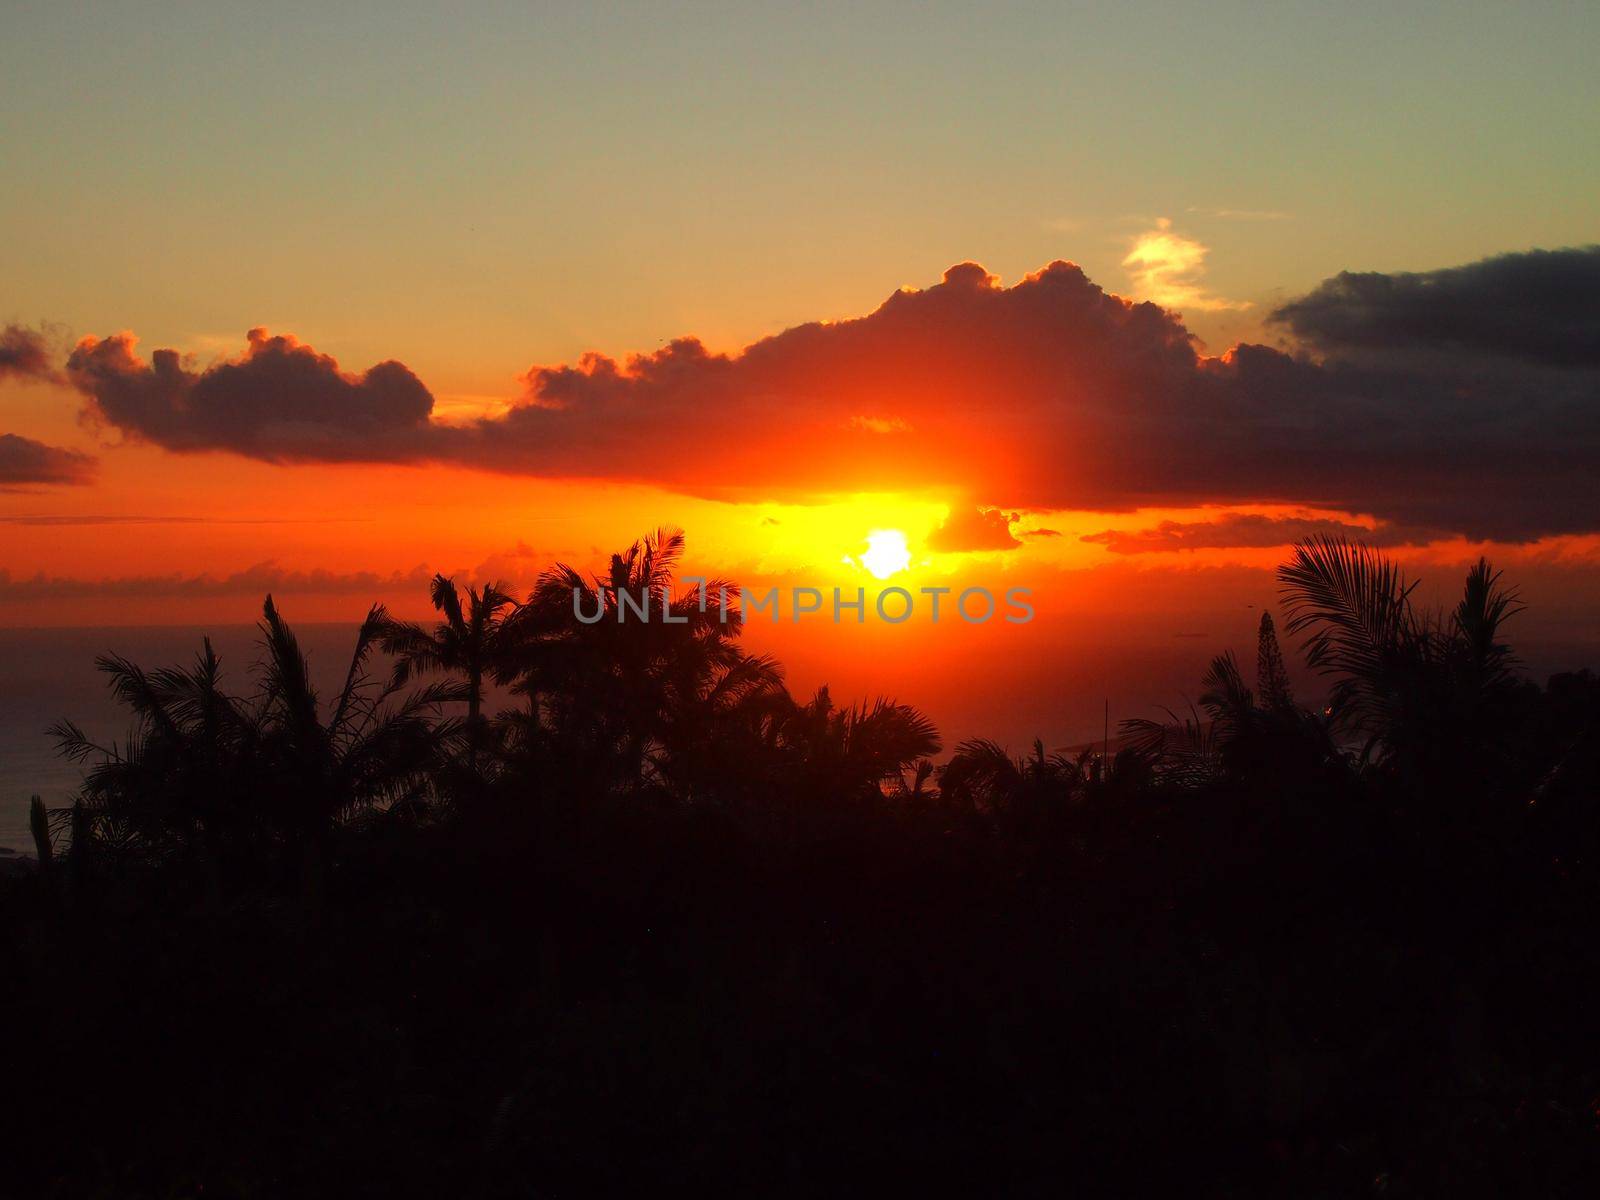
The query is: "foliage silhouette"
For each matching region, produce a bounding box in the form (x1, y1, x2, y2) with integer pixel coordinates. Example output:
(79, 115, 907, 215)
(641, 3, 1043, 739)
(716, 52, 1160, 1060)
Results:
(50, 598, 465, 885)
(378, 572, 516, 747)
(8, 530, 1600, 1196)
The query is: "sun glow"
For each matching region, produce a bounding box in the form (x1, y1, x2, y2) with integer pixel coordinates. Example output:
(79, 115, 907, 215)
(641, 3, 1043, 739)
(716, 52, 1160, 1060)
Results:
(859, 529, 912, 579)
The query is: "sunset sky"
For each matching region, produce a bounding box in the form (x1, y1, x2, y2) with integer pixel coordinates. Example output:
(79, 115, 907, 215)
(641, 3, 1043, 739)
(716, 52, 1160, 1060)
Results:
(3, 1, 1598, 746)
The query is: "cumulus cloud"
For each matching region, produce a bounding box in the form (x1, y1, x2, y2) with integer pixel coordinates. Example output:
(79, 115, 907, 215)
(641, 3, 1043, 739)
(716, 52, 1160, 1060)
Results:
(1270, 246, 1600, 366)
(0, 324, 56, 383)
(68, 327, 438, 461)
(1082, 513, 1438, 555)
(927, 506, 1022, 553)
(0, 432, 95, 489)
(55, 247, 1600, 542)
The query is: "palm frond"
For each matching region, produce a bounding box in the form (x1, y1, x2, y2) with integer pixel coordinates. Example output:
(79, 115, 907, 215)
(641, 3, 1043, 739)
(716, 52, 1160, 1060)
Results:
(1277, 535, 1419, 732)
(430, 574, 466, 630)
(1452, 556, 1524, 688)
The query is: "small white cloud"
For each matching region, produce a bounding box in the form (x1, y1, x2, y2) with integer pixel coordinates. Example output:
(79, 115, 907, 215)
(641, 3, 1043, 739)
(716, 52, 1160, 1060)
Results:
(1122, 218, 1251, 313)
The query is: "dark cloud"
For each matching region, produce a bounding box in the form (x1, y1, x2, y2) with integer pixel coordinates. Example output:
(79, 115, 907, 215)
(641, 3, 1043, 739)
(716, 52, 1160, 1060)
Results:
(1082, 513, 1438, 555)
(0, 433, 95, 489)
(1270, 246, 1600, 366)
(927, 506, 1022, 553)
(58, 248, 1600, 541)
(1021, 527, 1062, 538)
(0, 562, 432, 602)
(68, 327, 438, 462)
(0, 325, 55, 383)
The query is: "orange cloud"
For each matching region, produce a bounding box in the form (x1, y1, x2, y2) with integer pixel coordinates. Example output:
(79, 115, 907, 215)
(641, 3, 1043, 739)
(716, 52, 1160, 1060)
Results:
(55, 249, 1600, 543)
(1082, 513, 1438, 555)
(927, 507, 1022, 553)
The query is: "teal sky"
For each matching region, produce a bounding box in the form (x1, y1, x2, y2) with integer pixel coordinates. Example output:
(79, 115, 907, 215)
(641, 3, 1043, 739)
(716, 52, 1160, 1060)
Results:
(4, 0, 1597, 394)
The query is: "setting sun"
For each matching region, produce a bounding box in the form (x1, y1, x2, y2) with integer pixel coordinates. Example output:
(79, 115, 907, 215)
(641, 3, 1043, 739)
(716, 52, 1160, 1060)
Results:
(860, 529, 912, 579)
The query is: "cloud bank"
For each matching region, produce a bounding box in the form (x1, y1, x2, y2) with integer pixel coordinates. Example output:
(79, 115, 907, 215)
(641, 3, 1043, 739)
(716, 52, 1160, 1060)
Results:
(1270, 246, 1600, 367)
(0, 561, 433, 602)
(57, 247, 1600, 542)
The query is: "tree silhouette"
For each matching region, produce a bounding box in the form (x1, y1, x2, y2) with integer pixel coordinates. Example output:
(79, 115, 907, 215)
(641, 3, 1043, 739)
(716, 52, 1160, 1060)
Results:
(1256, 612, 1294, 711)
(497, 527, 785, 797)
(378, 574, 516, 772)
(53, 598, 463, 884)
(772, 685, 941, 802)
(25, 527, 1600, 1197)
(1277, 536, 1524, 795)
(380, 575, 515, 724)
(940, 737, 1079, 815)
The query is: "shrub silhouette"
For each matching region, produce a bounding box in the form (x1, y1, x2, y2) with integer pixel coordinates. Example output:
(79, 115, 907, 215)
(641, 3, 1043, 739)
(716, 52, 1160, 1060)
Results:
(9, 530, 1600, 1196)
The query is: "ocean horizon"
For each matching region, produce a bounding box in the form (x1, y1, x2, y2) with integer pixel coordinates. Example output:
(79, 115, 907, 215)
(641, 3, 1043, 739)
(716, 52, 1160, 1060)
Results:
(5, 622, 1597, 856)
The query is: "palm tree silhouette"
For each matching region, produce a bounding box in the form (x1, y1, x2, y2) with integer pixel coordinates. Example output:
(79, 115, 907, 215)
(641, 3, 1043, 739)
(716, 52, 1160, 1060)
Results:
(378, 574, 516, 770)
(497, 527, 783, 795)
(53, 598, 463, 886)
(940, 737, 1080, 815)
(1121, 609, 1335, 790)
(772, 686, 942, 802)
(52, 636, 267, 865)
(1277, 535, 1523, 787)
(1117, 536, 1525, 806)
(258, 597, 460, 847)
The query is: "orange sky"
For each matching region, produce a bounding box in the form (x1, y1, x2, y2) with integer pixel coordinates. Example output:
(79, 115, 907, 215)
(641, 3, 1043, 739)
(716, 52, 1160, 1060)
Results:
(6, 249, 1600, 752)
(3, 244, 1600, 748)
(5, 369, 1598, 751)
(3, 3, 1598, 756)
